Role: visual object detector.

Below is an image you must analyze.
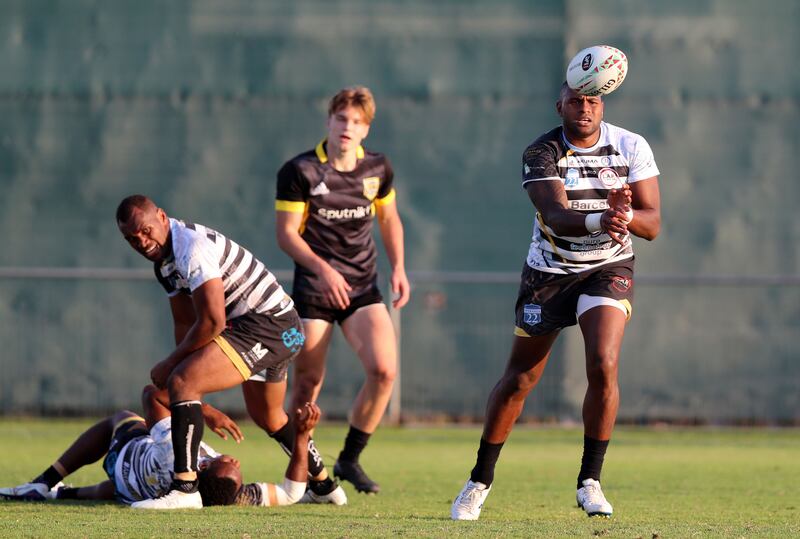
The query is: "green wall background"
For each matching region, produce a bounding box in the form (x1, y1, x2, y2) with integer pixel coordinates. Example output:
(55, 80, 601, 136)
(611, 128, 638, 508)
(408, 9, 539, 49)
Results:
(0, 1, 797, 422)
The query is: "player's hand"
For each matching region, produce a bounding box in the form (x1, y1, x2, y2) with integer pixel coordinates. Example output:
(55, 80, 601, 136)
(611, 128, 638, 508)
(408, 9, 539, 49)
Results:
(204, 407, 244, 443)
(391, 267, 411, 309)
(319, 265, 352, 309)
(601, 208, 630, 245)
(294, 402, 321, 433)
(607, 183, 632, 211)
(150, 359, 175, 389)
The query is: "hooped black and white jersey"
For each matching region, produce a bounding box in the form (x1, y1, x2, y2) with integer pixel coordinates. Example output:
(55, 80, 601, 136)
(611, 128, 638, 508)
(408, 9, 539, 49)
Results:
(522, 122, 659, 274)
(113, 418, 218, 504)
(154, 219, 292, 318)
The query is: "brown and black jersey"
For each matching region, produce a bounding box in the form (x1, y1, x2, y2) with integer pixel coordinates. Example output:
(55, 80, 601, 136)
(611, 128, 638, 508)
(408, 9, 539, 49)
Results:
(276, 139, 395, 307)
(522, 122, 659, 274)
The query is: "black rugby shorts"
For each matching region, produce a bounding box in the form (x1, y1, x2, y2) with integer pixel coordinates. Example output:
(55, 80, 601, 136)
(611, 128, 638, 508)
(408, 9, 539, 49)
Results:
(294, 286, 384, 324)
(214, 308, 305, 382)
(514, 258, 635, 336)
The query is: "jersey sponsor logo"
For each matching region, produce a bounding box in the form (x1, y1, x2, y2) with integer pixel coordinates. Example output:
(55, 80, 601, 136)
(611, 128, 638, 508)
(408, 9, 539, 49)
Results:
(612, 276, 632, 292)
(362, 177, 380, 200)
(598, 167, 620, 187)
(524, 163, 531, 175)
(317, 205, 374, 220)
(309, 182, 330, 196)
(565, 168, 580, 187)
(569, 200, 609, 211)
(523, 304, 542, 325)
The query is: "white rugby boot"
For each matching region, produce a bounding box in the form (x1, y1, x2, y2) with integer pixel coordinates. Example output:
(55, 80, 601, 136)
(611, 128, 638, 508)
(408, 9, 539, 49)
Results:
(576, 478, 613, 517)
(450, 479, 491, 521)
(298, 484, 348, 505)
(0, 481, 62, 501)
(130, 488, 203, 510)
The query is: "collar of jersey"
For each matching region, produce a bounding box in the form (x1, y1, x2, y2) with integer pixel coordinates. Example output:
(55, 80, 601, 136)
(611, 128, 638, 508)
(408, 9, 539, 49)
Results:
(315, 138, 365, 164)
(560, 122, 607, 153)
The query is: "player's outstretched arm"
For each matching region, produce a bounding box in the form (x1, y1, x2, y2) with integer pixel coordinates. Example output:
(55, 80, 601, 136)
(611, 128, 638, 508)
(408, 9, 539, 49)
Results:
(235, 404, 322, 507)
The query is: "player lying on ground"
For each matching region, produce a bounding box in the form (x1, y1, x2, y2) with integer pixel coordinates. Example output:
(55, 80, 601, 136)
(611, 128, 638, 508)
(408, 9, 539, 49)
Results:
(0, 384, 320, 508)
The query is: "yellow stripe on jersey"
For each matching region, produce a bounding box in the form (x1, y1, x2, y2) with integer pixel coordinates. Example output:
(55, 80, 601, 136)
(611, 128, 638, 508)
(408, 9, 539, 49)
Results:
(315, 138, 365, 163)
(374, 188, 396, 207)
(298, 202, 310, 234)
(514, 326, 531, 337)
(275, 200, 306, 213)
(536, 213, 565, 262)
(213, 336, 251, 380)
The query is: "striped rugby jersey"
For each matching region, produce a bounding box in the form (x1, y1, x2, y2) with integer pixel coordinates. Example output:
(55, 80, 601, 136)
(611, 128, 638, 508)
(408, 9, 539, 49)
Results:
(276, 139, 395, 306)
(154, 219, 292, 318)
(522, 122, 659, 274)
(112, 418, 218, 504)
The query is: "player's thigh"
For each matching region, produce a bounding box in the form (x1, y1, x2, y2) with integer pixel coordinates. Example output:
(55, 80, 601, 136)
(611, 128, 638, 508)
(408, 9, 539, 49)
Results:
(171, 342, 246, 395)
(295, 319, 335, 377)
(505, 332, 560, 380)
(241, 379, 287, 414)
(340, 303, 397, 375)
(577, 300, 627, 366)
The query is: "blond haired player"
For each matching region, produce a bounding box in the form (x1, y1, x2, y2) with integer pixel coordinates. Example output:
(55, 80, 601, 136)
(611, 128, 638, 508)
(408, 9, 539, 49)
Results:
(275, 86, 410, 494)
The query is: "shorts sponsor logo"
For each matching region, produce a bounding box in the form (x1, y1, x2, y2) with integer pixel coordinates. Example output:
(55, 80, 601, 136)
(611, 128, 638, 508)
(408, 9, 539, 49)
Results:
(244, 342, 269, 368)
(523, 304, 542, 325)
(282, 327, 305, 354)
(612, 276, 632, 292)
(362, 176, 380, 200)
(598, 167, 620, 187)
(565, 168, 580, 187)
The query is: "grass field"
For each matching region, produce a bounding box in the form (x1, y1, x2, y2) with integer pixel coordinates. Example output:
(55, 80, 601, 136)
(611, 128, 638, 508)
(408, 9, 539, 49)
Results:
(0, 419, 797, 538)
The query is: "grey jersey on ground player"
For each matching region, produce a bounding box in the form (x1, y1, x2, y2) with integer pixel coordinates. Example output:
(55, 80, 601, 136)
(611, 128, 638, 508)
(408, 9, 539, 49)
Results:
(113, 418, 217, 504)
(154, 219, 292, 318)
(522, 121, 659, 274)
(275, 140, 395, 306)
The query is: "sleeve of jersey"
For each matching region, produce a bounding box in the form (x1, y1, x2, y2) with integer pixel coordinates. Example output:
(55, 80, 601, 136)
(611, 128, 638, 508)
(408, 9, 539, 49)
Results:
(275, 161, 308, 213)
(153, 265, 179, 297)
(374, 157, 396, 207)
(627, 135, 660, 182)
(521, 144, 560, 187)
(175, 236, 223, 292)
(235, 479, 306, 507)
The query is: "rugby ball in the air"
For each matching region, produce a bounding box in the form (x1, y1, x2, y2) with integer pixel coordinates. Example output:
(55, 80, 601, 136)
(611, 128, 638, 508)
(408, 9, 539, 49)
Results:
(566, 45, 628, 97)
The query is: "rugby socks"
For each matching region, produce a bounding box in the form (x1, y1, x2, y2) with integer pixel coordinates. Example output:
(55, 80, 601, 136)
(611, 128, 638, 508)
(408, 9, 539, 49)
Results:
(577, 435, 610, 488)
(470, 438, 504, 486)
(268, 420, 326, 477)
(338, 425, 371, 463)
(170, 400, 204, 475)
(32, 466, 63, 489)
(309, 476, 337, 496)
(55, 487, 80, 499)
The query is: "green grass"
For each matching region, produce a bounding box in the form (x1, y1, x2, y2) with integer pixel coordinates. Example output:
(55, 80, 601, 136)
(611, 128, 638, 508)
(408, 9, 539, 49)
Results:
(0, 419, 798, 538)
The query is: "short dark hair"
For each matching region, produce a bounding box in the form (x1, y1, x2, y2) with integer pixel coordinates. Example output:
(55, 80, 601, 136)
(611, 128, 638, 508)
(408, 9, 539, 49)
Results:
(116, 195, 156, 224)
(198, 468, 241, 506)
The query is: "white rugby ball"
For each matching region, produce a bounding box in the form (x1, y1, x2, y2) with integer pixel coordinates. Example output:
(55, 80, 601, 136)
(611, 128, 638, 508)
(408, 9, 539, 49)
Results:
(566, 45, 628, 96)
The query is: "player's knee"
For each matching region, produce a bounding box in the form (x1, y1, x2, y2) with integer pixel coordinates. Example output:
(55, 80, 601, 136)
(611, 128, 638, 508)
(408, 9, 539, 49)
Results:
(586, 352, 619, 385)
(365, 363, 396, 387)
(166, 371, 196, 398)
(503, 369, 538, 396)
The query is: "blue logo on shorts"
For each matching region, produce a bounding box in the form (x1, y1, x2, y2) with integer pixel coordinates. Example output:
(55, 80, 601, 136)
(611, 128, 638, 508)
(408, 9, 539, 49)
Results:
(281, 327, 305, 353)
(523, 304, 542, 325)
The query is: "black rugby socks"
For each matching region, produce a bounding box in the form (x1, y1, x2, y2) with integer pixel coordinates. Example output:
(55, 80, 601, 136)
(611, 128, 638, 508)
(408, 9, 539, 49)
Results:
(32, 466, 63, 489)
(170, 400, 204, 474)
(338, 425, 371, 463)
(268, 419, 326, 477)
(577, 435, 610, 488)
(470, 438, 505, 486)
